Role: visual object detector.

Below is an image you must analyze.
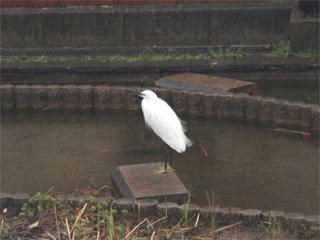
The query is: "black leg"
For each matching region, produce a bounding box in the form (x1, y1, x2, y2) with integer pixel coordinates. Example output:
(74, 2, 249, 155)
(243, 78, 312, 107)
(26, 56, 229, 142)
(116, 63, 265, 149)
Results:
(169, 149, 173, 168)
(164, 152, 168, 171)
(164, 144, 170, 171)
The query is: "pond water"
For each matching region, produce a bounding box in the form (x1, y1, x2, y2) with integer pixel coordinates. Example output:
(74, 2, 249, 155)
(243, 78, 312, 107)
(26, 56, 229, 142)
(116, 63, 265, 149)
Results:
(1, 111, 319, 215)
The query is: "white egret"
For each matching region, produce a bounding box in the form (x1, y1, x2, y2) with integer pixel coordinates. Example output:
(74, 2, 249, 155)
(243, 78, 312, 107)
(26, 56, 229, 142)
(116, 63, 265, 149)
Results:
(140, 90, 192, 174)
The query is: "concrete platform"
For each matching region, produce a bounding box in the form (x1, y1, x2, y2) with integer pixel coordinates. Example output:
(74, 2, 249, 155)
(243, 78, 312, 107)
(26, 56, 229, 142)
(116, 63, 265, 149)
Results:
(156, 73, 257, 94)
(111, 162, 189, 203)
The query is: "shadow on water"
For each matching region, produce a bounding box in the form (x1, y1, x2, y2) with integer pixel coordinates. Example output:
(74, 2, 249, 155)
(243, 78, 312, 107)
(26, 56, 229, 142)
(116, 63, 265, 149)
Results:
(1, 111, 319, 215)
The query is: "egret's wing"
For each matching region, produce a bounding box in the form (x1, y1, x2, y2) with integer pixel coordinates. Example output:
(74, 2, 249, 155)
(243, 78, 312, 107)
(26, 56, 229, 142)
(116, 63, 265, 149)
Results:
(142, 98, 192, 152)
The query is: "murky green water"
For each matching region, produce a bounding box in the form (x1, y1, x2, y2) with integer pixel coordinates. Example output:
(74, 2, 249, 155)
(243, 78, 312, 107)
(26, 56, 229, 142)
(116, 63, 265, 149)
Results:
(1, 111, 319, 215)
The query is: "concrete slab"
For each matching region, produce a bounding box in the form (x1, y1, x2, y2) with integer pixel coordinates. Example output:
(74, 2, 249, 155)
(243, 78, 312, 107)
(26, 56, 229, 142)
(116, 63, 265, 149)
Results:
(156, 73, 257, 94)
(111, 162, 189, 203)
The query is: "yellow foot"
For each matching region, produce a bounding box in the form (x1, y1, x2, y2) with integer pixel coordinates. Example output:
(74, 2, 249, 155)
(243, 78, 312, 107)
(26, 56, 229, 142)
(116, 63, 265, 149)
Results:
(154, 166, 175, 174)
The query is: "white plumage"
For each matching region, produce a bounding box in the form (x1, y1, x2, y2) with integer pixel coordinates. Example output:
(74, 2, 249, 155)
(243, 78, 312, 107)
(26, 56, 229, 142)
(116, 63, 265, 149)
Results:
(140, 90, 192, 153)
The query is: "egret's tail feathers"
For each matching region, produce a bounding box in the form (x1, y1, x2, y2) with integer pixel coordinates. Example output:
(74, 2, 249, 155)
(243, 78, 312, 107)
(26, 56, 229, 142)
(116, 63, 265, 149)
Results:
(179, 119, 188, 133)
(185, 136, 193, 147)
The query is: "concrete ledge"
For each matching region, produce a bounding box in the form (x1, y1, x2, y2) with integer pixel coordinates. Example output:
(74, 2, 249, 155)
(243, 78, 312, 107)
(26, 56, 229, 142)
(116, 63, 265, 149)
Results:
(1, 84, 319, 131)
(1, 56, 318, 84)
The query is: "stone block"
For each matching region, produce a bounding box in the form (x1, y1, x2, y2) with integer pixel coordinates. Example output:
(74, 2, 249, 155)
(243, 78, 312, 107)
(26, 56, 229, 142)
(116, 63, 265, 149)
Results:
(45, 85, 62, 110)
(136, 199, 158, 216)
(199, 94, 214, 116)
(296, 104, 312, 128)
(285, 102, 303, 126)
(283, 212, 306, 229)
(14, 85, 31, 110)
(231, 93, 247, 118)
(170, 90, 188, 113)
(153, 88, 171, 103)
(178, 204, 200, 219)
(109, 86, 126, 110)
(257, 97, 275, 123)
(59, 85, 79, 110)
(113, 198, 135, 212)
(0, 84, 14, 110)
(94, 85, 111, 111)
(270, 99, 290, 125)
(122, 86, 142, 111)
(262, 210, 285, 222)
(111, 162, 189, 204)
(156, 73, 256, 95)
(218, 207, 243, 224)
(240, 209, 262, 225)
(216, 94, 233, 118)
(29, 85, 48, 110)
(187, 92, 202, 114)
(304, 215, 320, 225)
(157, 202, 179, 218)
(245, 96, 262, 120)
(311, 106, 320, 132)
(77, 85, 94, 111)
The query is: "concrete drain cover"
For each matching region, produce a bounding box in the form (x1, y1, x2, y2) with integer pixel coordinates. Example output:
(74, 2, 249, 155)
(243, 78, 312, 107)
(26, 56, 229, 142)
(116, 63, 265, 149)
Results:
(112, 162, 189, 203)
(156, 72, 257, 94)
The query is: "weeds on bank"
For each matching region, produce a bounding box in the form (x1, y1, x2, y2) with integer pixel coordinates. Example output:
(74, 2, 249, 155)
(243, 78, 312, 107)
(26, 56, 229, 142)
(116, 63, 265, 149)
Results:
(1, 49, 246, 64)
(256, 211, 287, 239)
(1, 192, 317, 239)
(266, 41, 320, 58)
(2, 43, 319, 64)
(1, 192, 222, 239)
(3, 55, 49, 63)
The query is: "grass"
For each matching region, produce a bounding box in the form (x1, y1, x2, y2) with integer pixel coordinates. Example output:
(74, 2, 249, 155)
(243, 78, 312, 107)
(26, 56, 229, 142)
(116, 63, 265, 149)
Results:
(256, 211, 287, 239)
(1, 48, 246, 64)
(266, 41, 320, 58)
(0, 192, 317, 239)
(2, 44, 318, 64)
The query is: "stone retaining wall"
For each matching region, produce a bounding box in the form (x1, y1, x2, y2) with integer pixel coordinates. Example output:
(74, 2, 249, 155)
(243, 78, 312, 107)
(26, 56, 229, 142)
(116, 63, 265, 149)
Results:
(1, 4, 292, 48)
(1, 84, 319, 132)
(0, 0, 297, 8)
(0, 193, 319, 231)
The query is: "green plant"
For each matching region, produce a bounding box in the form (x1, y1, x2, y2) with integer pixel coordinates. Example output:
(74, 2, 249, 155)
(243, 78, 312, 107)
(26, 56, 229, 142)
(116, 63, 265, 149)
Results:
(266, 42, 291, 57)
(210, 49, 245, 59)
(121, 208, 129, 216)
(21, 192, 62, 213)
(205, 190, 217, 232)
(183, 192, 191, 227)
(294, 49, 320, 58)
(117, 223, 124, 237)
(34, 55, 48, 63)
(257, 211, 286, 238)
(108, 212, 115, 240)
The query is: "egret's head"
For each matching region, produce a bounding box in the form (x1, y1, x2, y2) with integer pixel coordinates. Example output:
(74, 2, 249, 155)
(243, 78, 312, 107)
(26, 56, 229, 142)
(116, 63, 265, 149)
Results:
(139, 90, 158, 100)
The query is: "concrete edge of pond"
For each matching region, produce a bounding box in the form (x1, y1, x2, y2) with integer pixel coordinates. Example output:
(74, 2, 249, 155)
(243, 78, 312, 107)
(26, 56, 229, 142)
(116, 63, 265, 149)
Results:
(1, 84, 319, 132)
(0, 193, 319, 231)
(1, 56, 319, 76)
